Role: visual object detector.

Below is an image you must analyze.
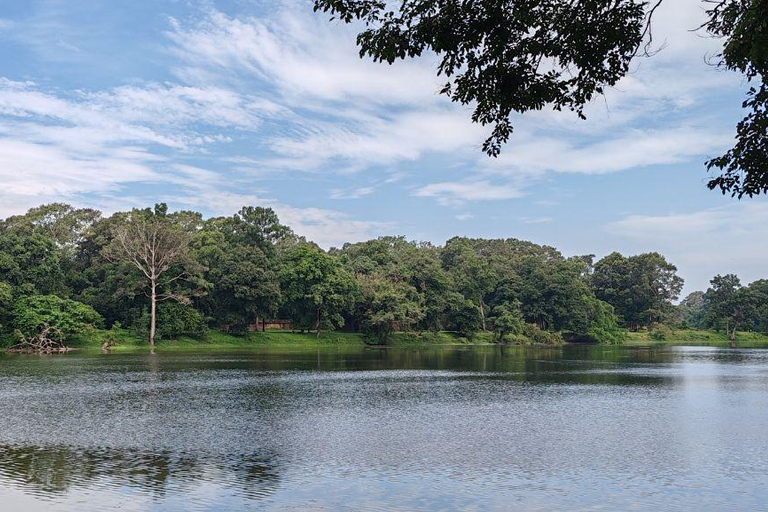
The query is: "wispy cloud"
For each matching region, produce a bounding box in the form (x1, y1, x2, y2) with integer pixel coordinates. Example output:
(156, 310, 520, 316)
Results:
(520, 216, 553, 225)
(414, 180, 525, 206)
(480, 126, 731, 178)
(166, 9, 442, 107)
(0, 0, 751, 257)
(163, 2, 739, 208)
(0, 76, 385, 246)
(330, 187, 375, 200)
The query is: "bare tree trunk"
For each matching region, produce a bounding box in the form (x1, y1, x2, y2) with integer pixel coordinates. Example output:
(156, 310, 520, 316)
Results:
(479, 301, 487, 331)
(149, 278, 157, 351)
(730, 325, 737, 348)
(315, 308, 321, 339)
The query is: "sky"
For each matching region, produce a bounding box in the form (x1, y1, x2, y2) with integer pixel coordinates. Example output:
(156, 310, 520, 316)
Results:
(0, 0, 765, 295)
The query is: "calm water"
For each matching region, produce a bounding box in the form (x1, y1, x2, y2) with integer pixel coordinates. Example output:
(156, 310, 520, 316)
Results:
(0, 345, 767, 511)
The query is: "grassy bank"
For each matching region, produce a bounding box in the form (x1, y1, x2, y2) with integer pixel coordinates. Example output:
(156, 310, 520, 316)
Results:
(623, 329, 768, 348)
(63, 328, 499, 353)
(14, 327, 768, 353)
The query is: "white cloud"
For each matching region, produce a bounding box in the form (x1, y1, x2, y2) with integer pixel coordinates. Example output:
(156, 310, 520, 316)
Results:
(0, 76, 281, 201)
(164, 5, 491, 174)
(158, 0, 743, 211)
(0, 77, 386, 245)
(278, 205, 390, 248)
(481, 126, 731, 178)
(520, 216, 553, 225)
(166, 8, 442, 107)
(0, 78, 270, 148)
(606, 202, 768, 293)
(414, 180, 525, 206)
(268, 109, 485, 171)
(330, 187, 375, 199)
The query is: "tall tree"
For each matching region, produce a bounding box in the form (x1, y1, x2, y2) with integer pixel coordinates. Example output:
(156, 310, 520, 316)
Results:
(103, 204, 205, 349)
(0, 230, 65, 297)
(280, 244, 358, 337)
(703, 274, 755, 343)
(1, 203, 101, 257)
(192, 206, 292, 332)
(490, 300, 524, 342)
(747, 279, 768, 332)
(593, 252, 683, 329)
(677, 291, 707, 329)
(442, 237, 496, 330)
(356, 273, 424, 342)
(215, 206, 296, 255)
(334, 237, 449, 333)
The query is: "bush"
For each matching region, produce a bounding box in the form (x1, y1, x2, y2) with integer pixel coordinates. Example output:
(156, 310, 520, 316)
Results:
(587, 299, 624, 344)
(162, 303, 206, 339)
(12, 295, 103, 341)
(649, 323, 674, 341)
(522, 324, 563, 345)
(490, 301, 524, 342)
(136, 302, 207, 340)
(589, 324, 625, 344)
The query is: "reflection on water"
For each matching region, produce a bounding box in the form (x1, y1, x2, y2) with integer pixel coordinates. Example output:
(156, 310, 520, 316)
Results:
(0, 443, 279, 499)
(0, 345, 767, 511)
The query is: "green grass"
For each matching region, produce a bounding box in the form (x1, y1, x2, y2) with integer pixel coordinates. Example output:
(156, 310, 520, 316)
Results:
(624, 329, 768, 347)
(67, 329, 370, 353)
(379, 330, 497, 346)
(62, 328, 508, 353)
(17, 327, 768, 354)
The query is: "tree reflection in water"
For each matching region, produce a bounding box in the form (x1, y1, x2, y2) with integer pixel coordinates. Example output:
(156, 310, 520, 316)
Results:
(0, 443, 280, 501)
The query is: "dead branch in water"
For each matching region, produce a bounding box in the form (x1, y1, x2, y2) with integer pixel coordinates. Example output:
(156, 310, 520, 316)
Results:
(5, 325, 72, 354)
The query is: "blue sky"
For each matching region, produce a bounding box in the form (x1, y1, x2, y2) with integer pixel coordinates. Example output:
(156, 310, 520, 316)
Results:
(0, 0, 765, 294)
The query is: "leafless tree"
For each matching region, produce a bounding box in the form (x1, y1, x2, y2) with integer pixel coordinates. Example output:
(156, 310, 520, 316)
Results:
(103, 213, 199, 349)
(7, 325, 69, 354)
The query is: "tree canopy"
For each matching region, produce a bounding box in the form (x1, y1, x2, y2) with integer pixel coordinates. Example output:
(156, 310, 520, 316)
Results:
(593, 252, 683, 330)
(704, 0, 768, 197)
(4, 202, 768, 349)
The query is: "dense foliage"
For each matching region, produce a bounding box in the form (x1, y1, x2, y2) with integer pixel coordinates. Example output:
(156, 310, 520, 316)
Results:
(10, 295, 102, 345)
(1, 203, 767, 348)
(704, 0, 768, 197)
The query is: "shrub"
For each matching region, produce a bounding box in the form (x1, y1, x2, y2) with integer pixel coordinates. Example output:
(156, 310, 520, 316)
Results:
(154, 302, 207, 339)
(490, 301, 525, 342)
(522, 324, 563, 345)
(649, 323, 674, 341)
(12, 295, 103, 341)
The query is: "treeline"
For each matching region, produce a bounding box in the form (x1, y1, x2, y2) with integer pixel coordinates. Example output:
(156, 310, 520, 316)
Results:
(0, 203, 764, 348)
(675, 276, 768, 341)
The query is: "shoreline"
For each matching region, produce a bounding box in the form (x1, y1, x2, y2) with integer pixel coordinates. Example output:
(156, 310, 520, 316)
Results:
(5, 328, 768, 354)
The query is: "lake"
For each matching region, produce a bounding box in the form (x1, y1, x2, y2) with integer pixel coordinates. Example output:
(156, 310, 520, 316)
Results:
(0, 345, 767, 511)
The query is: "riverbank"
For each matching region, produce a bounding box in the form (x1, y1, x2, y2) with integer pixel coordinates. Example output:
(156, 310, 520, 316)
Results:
(17, 327, 768, 353)
(63, 328, 500, 353)
(623, 329, 768, 348)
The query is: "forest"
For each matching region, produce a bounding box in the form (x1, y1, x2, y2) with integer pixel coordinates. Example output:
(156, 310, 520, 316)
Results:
(1, 203, 766, 349)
